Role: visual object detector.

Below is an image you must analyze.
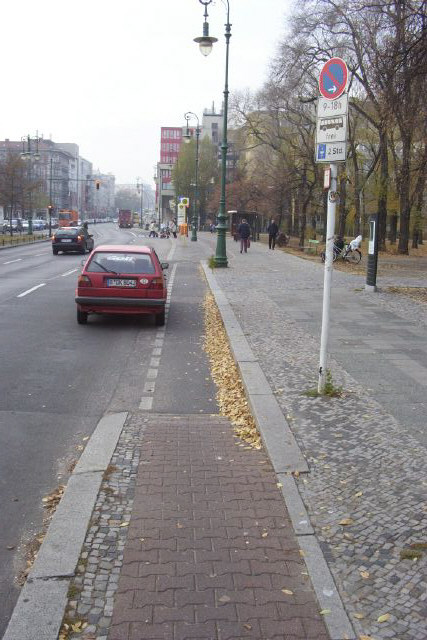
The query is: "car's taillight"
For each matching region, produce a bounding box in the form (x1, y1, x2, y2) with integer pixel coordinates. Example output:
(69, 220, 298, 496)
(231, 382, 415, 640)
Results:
(77, 235, 83, 242)
(78, 275, 92, 287)
(52, 235, 56, 242)
(149, 277, 164, 290)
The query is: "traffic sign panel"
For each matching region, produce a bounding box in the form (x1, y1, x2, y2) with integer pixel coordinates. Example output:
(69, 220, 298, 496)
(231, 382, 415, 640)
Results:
(317, 94, 348, 117)
(315, 141, 346, 163)
(319, 58, 348, 100)
(316, 114, 347, 144)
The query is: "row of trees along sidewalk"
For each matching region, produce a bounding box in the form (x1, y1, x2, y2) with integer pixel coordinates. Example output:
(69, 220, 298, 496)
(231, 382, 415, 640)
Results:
(0, 154, 44, 232)
(225, 0, 426, 254)
(172, 136, 219, 227)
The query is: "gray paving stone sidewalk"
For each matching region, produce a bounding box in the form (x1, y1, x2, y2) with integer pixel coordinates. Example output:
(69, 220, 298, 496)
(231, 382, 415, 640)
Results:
(211, 240, 427, 640)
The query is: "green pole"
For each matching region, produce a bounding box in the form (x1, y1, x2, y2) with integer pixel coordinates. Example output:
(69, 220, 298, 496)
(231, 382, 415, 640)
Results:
(214, 3, 231, 267)
(191, 125, 200, 241)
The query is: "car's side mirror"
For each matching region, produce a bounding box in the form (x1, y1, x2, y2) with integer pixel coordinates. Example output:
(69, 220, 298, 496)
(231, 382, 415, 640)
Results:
(161, 262, 169, 270)
(89, 234, 93, 238)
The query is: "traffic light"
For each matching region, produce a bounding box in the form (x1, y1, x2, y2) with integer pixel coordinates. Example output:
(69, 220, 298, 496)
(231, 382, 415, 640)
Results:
(96, 180, 101, 190)
(48, 205, 53, 215)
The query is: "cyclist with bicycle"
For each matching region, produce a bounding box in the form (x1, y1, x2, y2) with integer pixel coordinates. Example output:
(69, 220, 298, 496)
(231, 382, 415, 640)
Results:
(343, 234, 362, 259)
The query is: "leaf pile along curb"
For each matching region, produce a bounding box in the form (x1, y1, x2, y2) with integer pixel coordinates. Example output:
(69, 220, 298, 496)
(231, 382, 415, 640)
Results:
(203, 293, 261, 450)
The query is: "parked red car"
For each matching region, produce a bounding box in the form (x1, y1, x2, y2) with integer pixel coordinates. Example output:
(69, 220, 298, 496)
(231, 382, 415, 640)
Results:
(75, 245, 168, 326)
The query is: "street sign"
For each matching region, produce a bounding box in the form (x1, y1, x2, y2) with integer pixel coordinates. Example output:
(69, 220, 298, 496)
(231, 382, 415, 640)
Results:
(316, 114, 347, 144)
(180, 197, 189, 206)
(317, 94, 348, 117)
(177, 203, 186, 223)
(324, 167, 331, 190)
(319, 58, 348, 100)
(316, 142, 347, 163)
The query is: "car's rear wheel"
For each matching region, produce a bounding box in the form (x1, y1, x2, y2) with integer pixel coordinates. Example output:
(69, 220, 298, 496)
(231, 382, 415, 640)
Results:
(52, 248, 58, 255)
(77, 309, 88, 325)
(80, 244, 86, 254)
(155, 310, 165, 327)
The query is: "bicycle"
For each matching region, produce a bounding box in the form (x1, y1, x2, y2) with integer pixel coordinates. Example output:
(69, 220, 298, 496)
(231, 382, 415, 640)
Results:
(321, 243, 362, 264)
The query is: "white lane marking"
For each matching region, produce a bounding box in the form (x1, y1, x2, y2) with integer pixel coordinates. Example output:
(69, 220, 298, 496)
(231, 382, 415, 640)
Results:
(61, 268, 78, 277)
(35, 253, 49, 256)
(3, 258, 22, 265)
(166, 242, 177, 262)
(17, 283, 46, 298)
(130, 232, 137, 237)
(138, 262, 178, 412)
(139, 397, 153, 410)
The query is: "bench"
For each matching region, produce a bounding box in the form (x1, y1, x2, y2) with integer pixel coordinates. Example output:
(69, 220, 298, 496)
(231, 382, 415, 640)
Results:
(302, 239, 320, 254)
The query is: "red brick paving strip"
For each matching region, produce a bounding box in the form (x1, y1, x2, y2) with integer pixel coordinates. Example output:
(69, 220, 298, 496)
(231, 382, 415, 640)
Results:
(108, 414, 329, 640)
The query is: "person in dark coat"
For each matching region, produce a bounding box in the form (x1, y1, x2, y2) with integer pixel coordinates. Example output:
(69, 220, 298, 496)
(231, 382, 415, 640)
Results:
(237, 219, 251, 253)
(267, 219, 279, 250)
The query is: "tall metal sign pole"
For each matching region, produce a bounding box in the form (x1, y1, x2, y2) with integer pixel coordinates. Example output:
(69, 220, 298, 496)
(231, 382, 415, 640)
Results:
(316, 58, 348, 393)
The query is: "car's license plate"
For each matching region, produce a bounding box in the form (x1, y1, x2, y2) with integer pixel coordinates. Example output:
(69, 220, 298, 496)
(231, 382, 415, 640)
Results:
(61, 239, 72, 242)
(107, 279, 136, 288)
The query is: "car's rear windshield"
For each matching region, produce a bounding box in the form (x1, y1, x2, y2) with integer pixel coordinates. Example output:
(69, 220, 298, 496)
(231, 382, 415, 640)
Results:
(86, 252, 155, 274)
(56, 228, 79, 237)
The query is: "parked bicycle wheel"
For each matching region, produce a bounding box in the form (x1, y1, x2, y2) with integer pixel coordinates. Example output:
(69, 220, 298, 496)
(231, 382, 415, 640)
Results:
(345, 249, 362, 264)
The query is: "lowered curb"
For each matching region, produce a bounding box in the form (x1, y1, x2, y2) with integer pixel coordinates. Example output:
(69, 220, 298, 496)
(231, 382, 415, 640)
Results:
(3, 412, 128, 640)
(202, 261, 355, 640)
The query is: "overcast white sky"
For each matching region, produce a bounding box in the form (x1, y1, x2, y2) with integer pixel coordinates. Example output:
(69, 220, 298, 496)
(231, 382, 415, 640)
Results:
(0, 0, 291, 187)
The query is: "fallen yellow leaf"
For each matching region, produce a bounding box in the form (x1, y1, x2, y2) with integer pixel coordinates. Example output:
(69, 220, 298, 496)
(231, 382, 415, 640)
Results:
(261, 532, 268, 538)
(360, 571, 370, 579)
(353, 612, 365, 619)
(354, 491, 363, 498)
(119, 522, 129, 527)
(339, 518, 354, 526)
(243, 624, 252, 630)
(320, 609, 331, 615)
(377, 613, 391, 623)
(276, 482, 283, 488)
(281, 589, 294, 595)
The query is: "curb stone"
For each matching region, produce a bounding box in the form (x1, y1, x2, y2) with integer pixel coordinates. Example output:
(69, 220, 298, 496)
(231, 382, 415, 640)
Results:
(3, 412, 128, 640)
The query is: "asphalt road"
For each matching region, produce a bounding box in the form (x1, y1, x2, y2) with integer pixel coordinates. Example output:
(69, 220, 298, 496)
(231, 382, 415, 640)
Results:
(0, 224, 183, 636)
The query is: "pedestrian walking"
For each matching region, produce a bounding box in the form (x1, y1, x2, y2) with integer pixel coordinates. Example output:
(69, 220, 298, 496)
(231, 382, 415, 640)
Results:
(267, 218, 279, 250)
(237, 218, 251, 254)
(169, 219, 177, 238)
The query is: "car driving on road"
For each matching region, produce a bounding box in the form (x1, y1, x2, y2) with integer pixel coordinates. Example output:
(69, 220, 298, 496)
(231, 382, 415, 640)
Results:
(52, 227, 94, 255)
(75, 245, 168, 326)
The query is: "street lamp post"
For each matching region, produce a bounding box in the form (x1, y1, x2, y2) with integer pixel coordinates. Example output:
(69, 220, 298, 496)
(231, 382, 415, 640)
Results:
(21, 134, 42, 235)
(48, 157, 53, 237)
(137, 178, 144, 228)
(183, 112, 200, 241)
(194, 0, 230, 267)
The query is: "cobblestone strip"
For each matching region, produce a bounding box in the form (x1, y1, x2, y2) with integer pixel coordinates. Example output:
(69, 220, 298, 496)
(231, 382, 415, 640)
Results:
(108, 414, 329, 640)
(213, 259, 427, 640)
(60, 413, 146, 640)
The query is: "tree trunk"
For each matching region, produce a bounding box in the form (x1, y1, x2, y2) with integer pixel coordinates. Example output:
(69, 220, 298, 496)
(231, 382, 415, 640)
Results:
(388, 213, 398, 244)
(377, 129, 388, 250)
(398, 135, 412, 254)
(337, 171, 347, 238)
